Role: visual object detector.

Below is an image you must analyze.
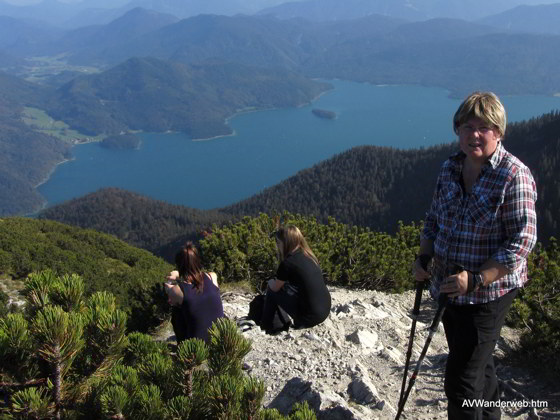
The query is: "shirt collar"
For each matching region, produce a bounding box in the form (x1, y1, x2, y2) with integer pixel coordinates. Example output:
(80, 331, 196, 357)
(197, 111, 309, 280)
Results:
(487, 141, 505, 169)
(449, 141, 505, 171)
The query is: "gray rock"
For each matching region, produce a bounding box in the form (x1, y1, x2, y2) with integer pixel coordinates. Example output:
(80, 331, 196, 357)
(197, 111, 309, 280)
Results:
(348, 374, 380, 405)
(346, 329, 379, 349)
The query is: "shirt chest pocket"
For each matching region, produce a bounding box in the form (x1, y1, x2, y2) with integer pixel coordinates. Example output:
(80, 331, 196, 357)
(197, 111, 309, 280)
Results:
(437, 185, 461, 228)
(468, 192, 503, 227)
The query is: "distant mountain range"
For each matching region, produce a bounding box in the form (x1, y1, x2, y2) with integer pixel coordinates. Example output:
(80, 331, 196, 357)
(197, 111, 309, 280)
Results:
(0, 0, 289, 28)
(478, 3, 560, 35)
(44, 7, 180, 61)
(2, 0, 560, 28)
(5, 11, 558, 98)
(258, 0, 560, 22)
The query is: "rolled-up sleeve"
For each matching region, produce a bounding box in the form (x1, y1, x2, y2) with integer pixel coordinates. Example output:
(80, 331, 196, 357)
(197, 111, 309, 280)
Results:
(492, 166, 538, 272)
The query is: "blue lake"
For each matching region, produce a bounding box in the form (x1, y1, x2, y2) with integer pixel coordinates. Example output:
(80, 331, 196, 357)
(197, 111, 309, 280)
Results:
(38, 80, 560, 210)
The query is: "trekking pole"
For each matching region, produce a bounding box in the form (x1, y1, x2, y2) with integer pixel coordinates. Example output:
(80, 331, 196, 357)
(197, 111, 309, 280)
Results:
(395, 292, 448, 420)
(395, 264, 462, 420)
(397, 280, 423, 408)
(397, 258, 429, 409)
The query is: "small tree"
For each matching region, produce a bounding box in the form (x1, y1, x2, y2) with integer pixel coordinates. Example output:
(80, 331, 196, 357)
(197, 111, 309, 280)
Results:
(175, 338, 208, 397)
(32, 305, 84, 419)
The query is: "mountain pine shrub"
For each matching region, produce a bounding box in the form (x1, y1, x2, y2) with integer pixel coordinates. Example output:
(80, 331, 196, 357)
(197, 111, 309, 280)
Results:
(509, 237, 560, 377)
(0, 270, 317, 419)
(200, 212, 420, 292)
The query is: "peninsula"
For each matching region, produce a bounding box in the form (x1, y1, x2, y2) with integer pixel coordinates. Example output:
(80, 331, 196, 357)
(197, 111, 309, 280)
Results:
(100, 133, 141, 150)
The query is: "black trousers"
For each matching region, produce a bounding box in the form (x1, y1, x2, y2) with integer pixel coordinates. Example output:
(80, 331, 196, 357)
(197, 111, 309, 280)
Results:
(260, 284, 300, 332)
(442, 289, 517, 420)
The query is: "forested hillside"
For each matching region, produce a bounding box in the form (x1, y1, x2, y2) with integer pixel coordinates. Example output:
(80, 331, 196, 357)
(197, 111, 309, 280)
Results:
(39, 188, 233, 260)
(0, 73, 70, 215)
(45, 57, 330, 138)
(0, 217, 172, 331)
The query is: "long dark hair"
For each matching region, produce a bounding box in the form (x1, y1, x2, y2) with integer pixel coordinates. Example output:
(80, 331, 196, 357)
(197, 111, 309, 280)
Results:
(175, 241, 204, 292)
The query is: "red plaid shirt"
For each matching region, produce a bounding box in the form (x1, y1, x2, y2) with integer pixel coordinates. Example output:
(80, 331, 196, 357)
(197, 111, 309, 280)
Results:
(422, 142, 537, 304)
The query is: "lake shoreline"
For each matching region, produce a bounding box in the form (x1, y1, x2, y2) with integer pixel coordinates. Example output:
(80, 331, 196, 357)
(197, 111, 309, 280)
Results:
(34, 81, 560, 212)
(192, 83, 335, 141)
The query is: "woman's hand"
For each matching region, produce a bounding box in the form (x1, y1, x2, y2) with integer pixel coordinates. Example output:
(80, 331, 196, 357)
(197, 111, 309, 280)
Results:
(440, 270, 470, 297)
(413, 256, 431, 282)
(267, 278, 285, 292)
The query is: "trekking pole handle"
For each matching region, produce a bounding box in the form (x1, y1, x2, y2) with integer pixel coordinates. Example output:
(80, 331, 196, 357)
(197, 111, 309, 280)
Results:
(412, 254, 431, 316)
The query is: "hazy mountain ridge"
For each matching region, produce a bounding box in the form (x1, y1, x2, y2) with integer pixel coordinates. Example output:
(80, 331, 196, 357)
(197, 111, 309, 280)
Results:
(44, 7, 180, 61)
(305, 31, 560, 97)
(94, 14, 312, 69)
(0, 15, 62, 55)
(2, 0, 559, 29)
(20, 13, 560, 97)
(478, 3, 560, 35)
(258, 0, 560, 22)
(0, 0, 289, 28)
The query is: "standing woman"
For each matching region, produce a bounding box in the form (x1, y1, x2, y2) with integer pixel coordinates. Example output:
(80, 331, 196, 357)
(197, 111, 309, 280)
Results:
(414, 92, 537, 419)
(165, 242, 224, 344)
(261, 225, 331, 333)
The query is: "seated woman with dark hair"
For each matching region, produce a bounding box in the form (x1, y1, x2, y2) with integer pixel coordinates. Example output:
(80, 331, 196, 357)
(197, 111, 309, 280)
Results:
(164, 241, 224, 344)
(261, 225, 331, 334)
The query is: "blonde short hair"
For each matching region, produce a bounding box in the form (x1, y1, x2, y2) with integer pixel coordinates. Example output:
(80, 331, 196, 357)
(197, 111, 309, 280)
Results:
(453, 92, 506, 138)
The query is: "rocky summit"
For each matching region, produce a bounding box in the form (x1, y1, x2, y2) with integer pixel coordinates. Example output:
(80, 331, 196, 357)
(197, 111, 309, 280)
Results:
(167, 287, 558, 419)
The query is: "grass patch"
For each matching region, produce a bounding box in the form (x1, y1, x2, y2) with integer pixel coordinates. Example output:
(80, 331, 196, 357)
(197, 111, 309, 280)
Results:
(21, 107, 105, 144)
(22, 54, 100, 84)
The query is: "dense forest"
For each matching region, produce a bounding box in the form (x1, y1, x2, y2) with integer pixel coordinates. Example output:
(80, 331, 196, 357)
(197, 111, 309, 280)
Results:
(41, 110, 560, 255)
(100, 133, 141, 150)
(39, 188, 234, 261)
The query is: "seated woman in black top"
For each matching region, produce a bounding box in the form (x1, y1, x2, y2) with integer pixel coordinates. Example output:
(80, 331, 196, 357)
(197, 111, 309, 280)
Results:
(261, 225, 331, 333)
(164, 242, 224, 344)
